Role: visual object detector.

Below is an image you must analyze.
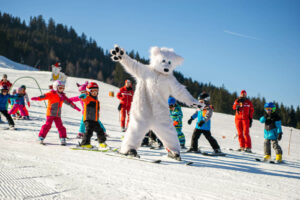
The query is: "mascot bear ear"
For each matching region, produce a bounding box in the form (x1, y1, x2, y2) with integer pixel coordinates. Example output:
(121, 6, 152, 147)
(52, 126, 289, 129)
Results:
(150, 46, 161, 57)
(76, 83, 80, 87)
(174, 55, 184, 66)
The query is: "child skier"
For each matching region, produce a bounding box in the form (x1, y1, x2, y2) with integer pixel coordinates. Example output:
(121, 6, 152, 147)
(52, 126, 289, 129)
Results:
(187, 92, 222, 154)
(78, 82, 107, 149)
(168, 97, 186, 148)
(69, 81, 107, 139)
(259, 102, 283, 163)
(0, 85, 16, 129)
(9, 86, 30, 120)
(31, 80, 80, 145)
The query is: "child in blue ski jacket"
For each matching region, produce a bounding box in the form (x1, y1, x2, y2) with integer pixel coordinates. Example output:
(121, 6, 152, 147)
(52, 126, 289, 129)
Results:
(259, 102, 283, 163)
(187, 92, 221, 153)
(0, 85, 16, 129)
(168, 97, 186, 148)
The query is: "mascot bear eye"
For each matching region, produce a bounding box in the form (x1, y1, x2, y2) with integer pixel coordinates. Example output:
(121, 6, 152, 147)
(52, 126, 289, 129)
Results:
(168, 61, 171, 65)
(162, 60, 166, 63)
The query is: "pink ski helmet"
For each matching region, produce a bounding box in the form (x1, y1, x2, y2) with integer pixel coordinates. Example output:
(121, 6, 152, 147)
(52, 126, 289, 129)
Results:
(76, 81, 89, 92)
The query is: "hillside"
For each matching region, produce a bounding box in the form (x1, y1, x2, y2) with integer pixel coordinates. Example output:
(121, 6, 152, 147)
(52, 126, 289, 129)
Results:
(0, 66, 299, 200)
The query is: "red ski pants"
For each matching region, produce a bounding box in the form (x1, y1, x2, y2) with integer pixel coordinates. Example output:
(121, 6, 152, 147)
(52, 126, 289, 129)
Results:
(39, 116, 67, 139)
(120, 105, 131, 129)
(235, 118, 252, 148)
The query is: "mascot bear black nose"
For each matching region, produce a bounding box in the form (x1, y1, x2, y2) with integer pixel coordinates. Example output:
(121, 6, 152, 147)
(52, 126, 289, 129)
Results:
(164, 68, 169, 72)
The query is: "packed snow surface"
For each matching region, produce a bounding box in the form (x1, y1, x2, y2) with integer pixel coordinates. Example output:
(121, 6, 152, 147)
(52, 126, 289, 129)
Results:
(0, 63, 299, 199)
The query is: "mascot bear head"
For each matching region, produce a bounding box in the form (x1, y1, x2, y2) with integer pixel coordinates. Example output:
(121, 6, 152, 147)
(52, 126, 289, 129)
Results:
(149, 47, 184, 75)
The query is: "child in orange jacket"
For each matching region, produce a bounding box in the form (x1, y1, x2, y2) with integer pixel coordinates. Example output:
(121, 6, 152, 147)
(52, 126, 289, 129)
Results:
(79, 82, 107, 149)
(31, 80, 80, 145)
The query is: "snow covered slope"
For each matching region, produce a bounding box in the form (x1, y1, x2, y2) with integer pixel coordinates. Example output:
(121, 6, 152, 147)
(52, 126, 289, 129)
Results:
(0, 55, 37, 71)
(0, 67, 299, 200)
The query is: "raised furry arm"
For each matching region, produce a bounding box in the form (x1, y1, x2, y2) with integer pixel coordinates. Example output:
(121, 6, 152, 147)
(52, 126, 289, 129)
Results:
(170, 77, 198, 107)
(120, 54, 149, 79)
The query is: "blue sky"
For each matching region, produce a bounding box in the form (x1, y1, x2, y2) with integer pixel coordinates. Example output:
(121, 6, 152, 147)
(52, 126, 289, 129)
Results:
(1, 0, 300, 108)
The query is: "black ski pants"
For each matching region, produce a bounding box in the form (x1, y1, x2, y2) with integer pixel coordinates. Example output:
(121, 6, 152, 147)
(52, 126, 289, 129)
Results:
(190, 129, 220, 150)
(0, 110, 14, 126)
(81, 120, 106, 145)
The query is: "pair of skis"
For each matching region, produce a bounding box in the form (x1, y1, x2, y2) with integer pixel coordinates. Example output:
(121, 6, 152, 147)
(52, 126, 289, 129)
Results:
(71, 146, 193, 165)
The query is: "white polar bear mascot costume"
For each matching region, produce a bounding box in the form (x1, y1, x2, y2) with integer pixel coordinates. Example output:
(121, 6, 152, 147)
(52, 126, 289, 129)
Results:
(110, 45, 199, 160)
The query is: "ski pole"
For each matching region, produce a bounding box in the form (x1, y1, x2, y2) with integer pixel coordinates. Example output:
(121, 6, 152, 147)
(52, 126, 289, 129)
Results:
(288, 128, 292, 156)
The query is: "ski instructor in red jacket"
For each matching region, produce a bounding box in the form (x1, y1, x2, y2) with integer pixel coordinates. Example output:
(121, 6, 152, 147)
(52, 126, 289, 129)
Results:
(233, 90, 254, 153)
(117, 80, 134, 132)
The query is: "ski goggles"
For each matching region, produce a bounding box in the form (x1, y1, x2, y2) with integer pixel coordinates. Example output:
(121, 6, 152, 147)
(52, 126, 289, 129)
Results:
(199, 100, 205, 104)
(169, 104, 175, 108)
(58, 86, 65, 90)
(265, 108, 273, 112)
(90, 89, 99, 92)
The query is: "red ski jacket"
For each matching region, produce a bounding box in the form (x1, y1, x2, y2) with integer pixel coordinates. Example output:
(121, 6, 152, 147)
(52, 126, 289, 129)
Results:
(0, 80, 12, 90)
(117, 86, 134, 107)
(233, 98, 254, 120)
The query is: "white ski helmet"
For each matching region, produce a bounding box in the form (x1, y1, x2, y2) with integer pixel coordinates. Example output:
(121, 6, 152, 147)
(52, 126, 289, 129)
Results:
(53, 80, 65, 91)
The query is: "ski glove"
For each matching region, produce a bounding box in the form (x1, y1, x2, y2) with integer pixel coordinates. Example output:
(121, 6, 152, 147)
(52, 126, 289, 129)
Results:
(278, 132, 283, 141)
(110, 45, 125, 62)
(198, 120, 205, 127)
(249, 118, 253, 127)
(27, 102, 30, 107)
(187, 118, 193, 125)
(173, 121, 179, 126)
(118, 103, 122, 111)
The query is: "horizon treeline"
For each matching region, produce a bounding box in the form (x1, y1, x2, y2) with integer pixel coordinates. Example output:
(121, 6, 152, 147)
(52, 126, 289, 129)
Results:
(0, 12, 299, 129)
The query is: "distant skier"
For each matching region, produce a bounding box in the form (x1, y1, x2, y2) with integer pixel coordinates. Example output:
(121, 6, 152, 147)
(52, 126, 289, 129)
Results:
(77, 82, 107, 150)
(0, 74, 12, 122)
(232, 90, 254, 153)
(168, 97, 186, 148)
(187, 92, 222, 154)
(9, 86, 30, 120)
(117, 79, 134, 132)
(0, 85, 16, 129)
(31, 80, 80, 145)
(259, 102, 283, 163)
(0, 74, 12, 90)
(69, 81, 107, 139)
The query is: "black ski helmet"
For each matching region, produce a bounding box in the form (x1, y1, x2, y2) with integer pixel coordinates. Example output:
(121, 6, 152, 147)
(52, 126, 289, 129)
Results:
(0, 85, 8, 92)
(20, 85, 26, 90)
(198, 92, 210, 101)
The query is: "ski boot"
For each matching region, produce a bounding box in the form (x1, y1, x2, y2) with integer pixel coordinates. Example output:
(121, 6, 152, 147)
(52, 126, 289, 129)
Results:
(124, 149, 140, 158)
(180, 144, 187, 149)
(98, 143, 109, 151)
(9, 125, 15, 130)
(275, 154, 282, 163)
(244, 148, 252, 153)
(80, 144, 93, 149)
(60, 138, 66, 146)
(214, 149, 222, 154)
(121, 127, 126, 132)
(167, 148, 181, 161)
(263, 155, 271, 162)
(76, 133, 84, 139)
(237, 147, 244, 152)
(186, 147, 201, 153)
(39, 137, 45, 144)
